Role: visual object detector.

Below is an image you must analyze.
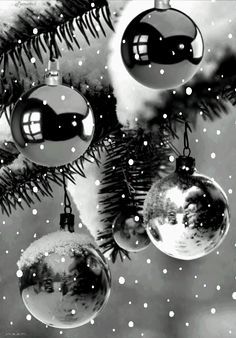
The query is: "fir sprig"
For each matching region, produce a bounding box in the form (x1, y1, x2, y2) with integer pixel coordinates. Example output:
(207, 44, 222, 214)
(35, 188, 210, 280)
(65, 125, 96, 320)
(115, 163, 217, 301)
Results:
(142, 52, 236, 132)
(97, 128, 172, 262)
(0, 141, 107, 216)
(0, 0, 113, 77)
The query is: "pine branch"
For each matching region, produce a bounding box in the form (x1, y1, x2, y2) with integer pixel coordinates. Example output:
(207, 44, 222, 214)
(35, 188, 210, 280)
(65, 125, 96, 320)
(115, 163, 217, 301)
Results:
(97, 128, 172, 262)
(0, 0, 113, 77)
(142, 50, 236, 133)
(0, 161, 65, 216)
(0, 141, 106, 216)
(0, 0, 118, 215)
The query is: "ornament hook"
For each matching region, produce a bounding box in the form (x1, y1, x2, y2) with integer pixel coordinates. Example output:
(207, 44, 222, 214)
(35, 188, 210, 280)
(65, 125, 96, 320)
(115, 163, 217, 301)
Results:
(60, 170, 75, 233)
(122, 168, 139, 212)
(183, 121, 192, 157)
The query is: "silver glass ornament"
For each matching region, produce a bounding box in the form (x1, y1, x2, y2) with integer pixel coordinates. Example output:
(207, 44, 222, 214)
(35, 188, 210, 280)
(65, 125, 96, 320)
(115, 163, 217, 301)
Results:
(143, 156, 230, 260)
(17, 232, 111, 329)
(113, 211, 150, 252)
(11, 62, 95, 167)
(121, 5, 204, 89)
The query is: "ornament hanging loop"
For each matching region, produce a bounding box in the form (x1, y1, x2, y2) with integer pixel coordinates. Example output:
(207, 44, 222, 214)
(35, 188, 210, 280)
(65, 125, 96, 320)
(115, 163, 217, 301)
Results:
(62, 170, 73, 215)
(122, 167, 139, 210)
(154, 0, 171, 10)
(49, 32, 58, 62)
(183, 121, 192, 157)
(60, 170, 75, 233)
(45, 59, 62, 86)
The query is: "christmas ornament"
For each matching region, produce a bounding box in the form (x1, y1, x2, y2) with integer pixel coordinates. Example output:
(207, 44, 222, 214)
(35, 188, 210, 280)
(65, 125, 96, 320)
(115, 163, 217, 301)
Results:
(121, 0, 204, 89)
(17, 231, 111, 329)
(16, 173, 111, 329)
(112, 210, 150, 252)
(143, 156, 230, 260)
(11, 60, 95, 167)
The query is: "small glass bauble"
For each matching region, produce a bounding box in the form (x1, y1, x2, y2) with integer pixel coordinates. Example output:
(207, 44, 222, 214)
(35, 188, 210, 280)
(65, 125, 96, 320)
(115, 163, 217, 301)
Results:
(113, 211, 150, 252)
(11, 84, 95, 167)
(143, 156, 230, 260)
(17, 231, 111, 329)
(121, 7, 204, 89)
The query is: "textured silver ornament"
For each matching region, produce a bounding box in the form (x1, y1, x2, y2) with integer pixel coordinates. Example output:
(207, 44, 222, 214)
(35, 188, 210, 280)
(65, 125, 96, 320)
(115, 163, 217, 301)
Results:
(143, 156, 230, 260)
(17, 231, 111, 329)
(113, 211, 150, 252)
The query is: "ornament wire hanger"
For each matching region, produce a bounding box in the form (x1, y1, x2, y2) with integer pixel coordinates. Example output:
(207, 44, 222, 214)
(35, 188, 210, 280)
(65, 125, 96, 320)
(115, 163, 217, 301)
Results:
(183, 121, 192, 157)
(60, 169, 75, 233)
(49, 32, 59, 62)
(62, 171, 72, 215)
(122, 167, 138, 210)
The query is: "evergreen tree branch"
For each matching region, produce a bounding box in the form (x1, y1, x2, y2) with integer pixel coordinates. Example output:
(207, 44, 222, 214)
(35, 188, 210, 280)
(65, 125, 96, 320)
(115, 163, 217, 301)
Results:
(0, 0, 113, 77)
(142, 51, 236, 133)
(97, 128, 172, 262)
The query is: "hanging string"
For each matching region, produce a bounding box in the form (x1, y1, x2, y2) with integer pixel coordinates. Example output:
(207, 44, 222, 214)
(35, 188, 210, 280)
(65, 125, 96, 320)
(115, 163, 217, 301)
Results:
(122, 168, 135, 193)
(47, 33, 60, 73)
(62, 170, 72, 215)
(60, 170, 75, 233)
(164, 139, 181, 156)
(49, 32, 57, 62)
(122, 167, 138, 210)
(183, 121, 192, 157)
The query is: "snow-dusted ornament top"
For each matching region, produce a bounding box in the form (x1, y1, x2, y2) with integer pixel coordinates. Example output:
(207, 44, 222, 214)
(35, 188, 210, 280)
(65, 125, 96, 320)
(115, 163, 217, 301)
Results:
(17, 230, 96, 269)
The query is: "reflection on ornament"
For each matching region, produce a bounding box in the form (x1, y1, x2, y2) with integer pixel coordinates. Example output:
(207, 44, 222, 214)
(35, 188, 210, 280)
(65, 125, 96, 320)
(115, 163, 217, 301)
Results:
(11, 80, 94, 166)
(121, 7, 204, 89)
(17, 231, 111, 329)
(143, 156, 230, 260)
(113, 211, 150, 252)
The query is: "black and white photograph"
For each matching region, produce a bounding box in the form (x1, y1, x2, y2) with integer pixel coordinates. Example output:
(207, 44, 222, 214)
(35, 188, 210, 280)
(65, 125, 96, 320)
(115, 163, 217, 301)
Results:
(0, 0, 236, 337)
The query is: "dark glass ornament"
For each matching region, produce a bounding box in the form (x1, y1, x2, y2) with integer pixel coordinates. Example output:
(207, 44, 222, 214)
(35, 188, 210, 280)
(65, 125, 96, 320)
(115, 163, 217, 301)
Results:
(11, 84, 95, 167)
(113, 211, 150, 252)
(121, 7, 204, 89)
(17, 231, 111, 329)
(143, 156, 230, 260)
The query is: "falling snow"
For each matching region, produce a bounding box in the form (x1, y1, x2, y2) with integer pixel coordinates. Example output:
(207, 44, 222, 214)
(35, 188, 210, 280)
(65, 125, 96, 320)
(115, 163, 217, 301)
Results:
(0, 2, 235, 338)
(17, 231, 94, 269)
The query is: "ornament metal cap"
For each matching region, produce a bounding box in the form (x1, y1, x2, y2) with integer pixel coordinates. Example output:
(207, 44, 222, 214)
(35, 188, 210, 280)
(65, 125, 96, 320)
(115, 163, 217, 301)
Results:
(60, 213, 75, 233)
(175, 156, 196, 174)
(154, 0, 171, 10)
(45, 60, 62, 86)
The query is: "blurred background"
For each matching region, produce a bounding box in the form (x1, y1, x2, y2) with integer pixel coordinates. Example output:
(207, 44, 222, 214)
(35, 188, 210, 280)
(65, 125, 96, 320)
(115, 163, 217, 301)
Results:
(0, 106, 236, 338)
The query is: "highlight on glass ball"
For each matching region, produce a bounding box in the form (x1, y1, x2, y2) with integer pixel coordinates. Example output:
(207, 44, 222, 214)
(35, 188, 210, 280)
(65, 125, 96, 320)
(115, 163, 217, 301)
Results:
(143, 156, 230, 260)
(11, 84, 95, 167)
(17, 232, 111, 329)
(121, 7, 204, 89)
(112, 210, 150, 252)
